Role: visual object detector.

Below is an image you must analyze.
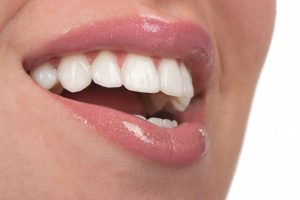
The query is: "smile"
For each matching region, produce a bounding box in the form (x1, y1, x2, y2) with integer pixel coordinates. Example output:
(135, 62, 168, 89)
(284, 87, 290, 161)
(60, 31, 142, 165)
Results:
(24, 17, 213, 165)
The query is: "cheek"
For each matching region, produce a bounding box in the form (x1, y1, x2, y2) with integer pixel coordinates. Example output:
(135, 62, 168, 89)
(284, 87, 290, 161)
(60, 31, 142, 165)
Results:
(0, 0, 28, 29)
(207, 0, 276, 82)
(211, 0, 276, 49)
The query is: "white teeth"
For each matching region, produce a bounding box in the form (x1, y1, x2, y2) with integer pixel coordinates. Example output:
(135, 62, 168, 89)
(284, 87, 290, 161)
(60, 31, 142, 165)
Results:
(57, 54, 92, 93)
(171, 96, 192, 112)
(134, 114, 178, 128)
(92, 51, 122, 88)
(31, 51, 195, 116)
(163, 119, 178, 128)
(122, 54, 160, 93)
(180, 63, 194, 98)
(159, 59, 183, 97)
(147, 117, 178, 128)
(30, 62, 58, 90)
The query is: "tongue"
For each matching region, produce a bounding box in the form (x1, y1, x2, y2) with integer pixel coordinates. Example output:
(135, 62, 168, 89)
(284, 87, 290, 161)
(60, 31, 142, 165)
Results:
(62, 83, 145, 114)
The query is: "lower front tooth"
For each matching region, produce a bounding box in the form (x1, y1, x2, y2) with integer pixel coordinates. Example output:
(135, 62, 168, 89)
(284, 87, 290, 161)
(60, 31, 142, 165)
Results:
(148, 117, 164, 127)
(163, 119, 178, 128)
(148, 117, 178, 128)
(57, 54, 92, 93)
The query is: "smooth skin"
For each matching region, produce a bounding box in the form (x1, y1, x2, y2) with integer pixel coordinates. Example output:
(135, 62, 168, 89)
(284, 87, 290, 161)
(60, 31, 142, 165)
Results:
(0, 1, 275, 199)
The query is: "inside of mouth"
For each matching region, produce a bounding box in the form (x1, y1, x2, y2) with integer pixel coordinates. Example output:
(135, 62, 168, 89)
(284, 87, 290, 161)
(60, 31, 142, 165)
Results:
(27, 50, 199, 128)
(61, 82, 181, 123)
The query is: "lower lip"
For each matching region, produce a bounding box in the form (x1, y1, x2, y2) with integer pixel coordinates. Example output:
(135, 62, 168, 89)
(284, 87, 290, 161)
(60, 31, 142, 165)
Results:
(55, 95, 208, 165)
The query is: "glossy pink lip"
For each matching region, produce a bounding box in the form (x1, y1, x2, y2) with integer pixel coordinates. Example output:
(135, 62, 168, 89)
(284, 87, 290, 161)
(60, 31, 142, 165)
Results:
(25, 17, 213, 165)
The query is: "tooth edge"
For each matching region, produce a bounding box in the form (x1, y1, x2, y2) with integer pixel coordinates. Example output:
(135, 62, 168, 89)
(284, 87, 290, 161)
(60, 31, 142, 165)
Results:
(159, 58, 183, 97)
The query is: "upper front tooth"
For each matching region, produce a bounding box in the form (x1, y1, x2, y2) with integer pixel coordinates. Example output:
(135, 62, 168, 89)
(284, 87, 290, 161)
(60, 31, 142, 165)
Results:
(159, 59, 183, 97)
(92, 51, 122, 88)
(57, 54, 92, 93)
(30, 62, 58, 90)
(122, 54, 160, 93)
(180, 63, 194, 98)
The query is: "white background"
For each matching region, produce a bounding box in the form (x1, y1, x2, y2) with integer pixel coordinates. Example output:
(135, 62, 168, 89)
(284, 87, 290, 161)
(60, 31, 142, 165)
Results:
(227, 1, 300, 199)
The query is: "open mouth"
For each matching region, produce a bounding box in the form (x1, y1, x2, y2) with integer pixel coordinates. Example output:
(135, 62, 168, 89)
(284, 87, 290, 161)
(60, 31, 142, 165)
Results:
(29, 50, 195, 127)
(24, 17, 213, 165)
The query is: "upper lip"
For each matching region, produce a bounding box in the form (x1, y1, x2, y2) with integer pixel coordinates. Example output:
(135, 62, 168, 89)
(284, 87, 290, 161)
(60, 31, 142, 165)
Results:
(24, 16, 213, 94)
(24, 16, 213, 165)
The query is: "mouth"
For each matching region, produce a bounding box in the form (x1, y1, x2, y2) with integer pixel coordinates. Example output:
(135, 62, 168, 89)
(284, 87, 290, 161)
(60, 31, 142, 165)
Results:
(24, 17, 213, 165)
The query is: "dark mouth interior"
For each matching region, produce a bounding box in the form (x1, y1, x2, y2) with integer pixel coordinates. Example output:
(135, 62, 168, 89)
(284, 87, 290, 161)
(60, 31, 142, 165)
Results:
(61, 82, 181, 122)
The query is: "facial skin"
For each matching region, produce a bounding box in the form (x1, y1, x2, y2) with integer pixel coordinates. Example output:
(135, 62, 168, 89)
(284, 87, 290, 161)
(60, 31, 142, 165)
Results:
(0, 1, 275, 199)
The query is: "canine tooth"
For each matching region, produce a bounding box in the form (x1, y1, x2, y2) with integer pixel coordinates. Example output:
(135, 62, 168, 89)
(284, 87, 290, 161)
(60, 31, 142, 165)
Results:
(57, 54, 92, 93)
(171, 97, 191, 112)
(180, 63, 194, 98)
(92, 51, 122, 88)
(122, 54, 159, 93)
(134, 115, 146, 120)
(148, 117, 178, 128)
(159, 59, 183, 97)
(30, 62, 58, 90)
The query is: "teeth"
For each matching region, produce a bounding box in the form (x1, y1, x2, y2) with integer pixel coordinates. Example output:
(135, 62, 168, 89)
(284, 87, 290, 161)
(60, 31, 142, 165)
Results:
(171, 96, 192, 112)
(122, 54, 159, 93)
(30, 51, 195, 115)
(180, 63, 194, 98)
(134, 115, 178, 128)
(92, 51, 122, 88)
(159, 59, 183, 97)
(30, 62, 58, 90)
(57, 54, 92, 93)
(148, 117, 178, 128)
